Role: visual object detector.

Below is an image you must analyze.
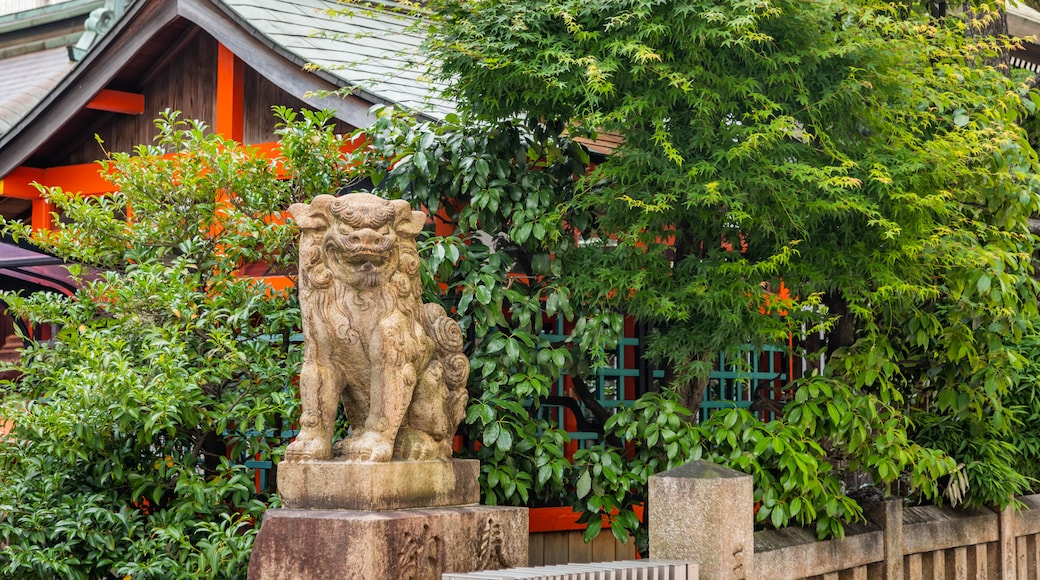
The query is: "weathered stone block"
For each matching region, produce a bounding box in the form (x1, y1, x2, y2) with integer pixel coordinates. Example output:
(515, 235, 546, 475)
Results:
(277, 458, 479, 510)
(247, 505, 528, 580)
(649, 460, 754, 579)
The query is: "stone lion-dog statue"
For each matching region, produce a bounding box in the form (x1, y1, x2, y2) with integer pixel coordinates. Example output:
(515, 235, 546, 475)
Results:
(284, 193, 469, 462)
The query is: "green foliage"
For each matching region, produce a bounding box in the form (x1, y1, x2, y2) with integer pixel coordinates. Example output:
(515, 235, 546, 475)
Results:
(910, 328, 1040, 510)
(1007, 332, 1040, 481)
(0, 110, 336, 578)
(572, 393, 863, 549)
(427, 0, 1039, 399)
(416, 0, 1040, 531)
(571, 393, 696, 551)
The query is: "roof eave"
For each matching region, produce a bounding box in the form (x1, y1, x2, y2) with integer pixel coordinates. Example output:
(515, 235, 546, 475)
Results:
(0, 0, 399, 179)
(0, 0, 176, 177)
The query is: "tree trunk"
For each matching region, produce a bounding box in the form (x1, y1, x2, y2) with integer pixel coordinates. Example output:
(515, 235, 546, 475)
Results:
(826, 292, 858, 353)
(666, 352, 712, 420)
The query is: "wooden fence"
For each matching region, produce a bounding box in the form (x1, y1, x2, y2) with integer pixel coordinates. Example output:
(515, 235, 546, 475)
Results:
(649, 461, 1040, 579)
(752, 499, 1022, 579)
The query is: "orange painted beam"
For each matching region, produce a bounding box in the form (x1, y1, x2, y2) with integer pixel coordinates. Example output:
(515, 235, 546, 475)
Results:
(0, 167, 45, 199)
(257, 275, 294, 293)
(44, 163, 114, 196)
(251, 141, 280, 158)
(31, 199, 54, 231)
(216, 43, 245, 141)
(528, 505, 645, 533)
(86, 89, 145, 115)
(2, 164, 114, 200)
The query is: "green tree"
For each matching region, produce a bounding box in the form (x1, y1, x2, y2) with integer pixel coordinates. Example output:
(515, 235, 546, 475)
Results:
(0, 110, 344, 578)
(396, 0, 1040, 539)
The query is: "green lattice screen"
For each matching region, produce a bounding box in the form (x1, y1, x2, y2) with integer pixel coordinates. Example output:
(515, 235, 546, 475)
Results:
(538, 318, 789, 443)
(698, 345, 788, 422)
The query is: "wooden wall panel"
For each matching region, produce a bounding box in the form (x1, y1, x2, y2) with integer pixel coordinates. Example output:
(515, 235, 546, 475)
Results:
(528, 530, 637, 567)
(243, 68, 353, 145)
(59, 33, 217, 166)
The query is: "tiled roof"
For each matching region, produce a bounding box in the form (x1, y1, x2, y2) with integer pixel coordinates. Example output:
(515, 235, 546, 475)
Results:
(0, 0, 454, 177)
(0, 46, 74, 135)
(219, 0, 453, 118)
(0, 0, 448, 144)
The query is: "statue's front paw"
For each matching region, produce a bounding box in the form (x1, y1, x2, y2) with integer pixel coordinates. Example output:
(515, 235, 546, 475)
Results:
(338, 431, 394, 462)
(285, 436, 332, 462)
(394, 428, 445, 461)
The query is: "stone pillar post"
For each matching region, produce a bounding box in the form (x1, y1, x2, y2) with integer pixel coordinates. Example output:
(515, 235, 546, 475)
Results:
(863, 499, 903, 579)
(649, 460, 754, 579)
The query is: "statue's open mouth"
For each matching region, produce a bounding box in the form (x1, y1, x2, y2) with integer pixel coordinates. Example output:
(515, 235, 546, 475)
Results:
(349, 252, 386, 266)
(327, 226, 394, 258)
(327, 237, 390, 266)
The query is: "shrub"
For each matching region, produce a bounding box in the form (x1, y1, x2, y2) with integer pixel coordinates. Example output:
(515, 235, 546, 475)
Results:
(0, 110, 345, 578)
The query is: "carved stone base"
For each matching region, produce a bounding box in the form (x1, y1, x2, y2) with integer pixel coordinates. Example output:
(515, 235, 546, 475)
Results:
(277, 459, 480, 510)
(247, 506, 528, 580)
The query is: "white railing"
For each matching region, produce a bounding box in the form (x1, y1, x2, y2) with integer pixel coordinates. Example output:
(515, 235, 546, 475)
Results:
(442, 559, 697, 580)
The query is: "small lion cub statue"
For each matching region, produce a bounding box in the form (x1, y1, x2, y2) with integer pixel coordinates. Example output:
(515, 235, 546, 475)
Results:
(285, 193, 468, 463)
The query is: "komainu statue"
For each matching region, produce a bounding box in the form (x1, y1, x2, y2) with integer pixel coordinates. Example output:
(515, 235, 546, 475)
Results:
(285, 193, 469, 462)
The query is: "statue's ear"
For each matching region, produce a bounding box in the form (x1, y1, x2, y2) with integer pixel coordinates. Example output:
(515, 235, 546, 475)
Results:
(290, 195, 333, 230)
(392, 200, 426, 238)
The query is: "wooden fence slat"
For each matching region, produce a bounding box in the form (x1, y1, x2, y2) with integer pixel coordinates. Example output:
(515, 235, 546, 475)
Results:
(1027, 535, 1037, 580)
(568, 530, 590, 564)
(1018, 536, 1028, 580)
(529, 531, 545, 566)
(925, 550, 945, 580)
(619, 538, 637, 561)
(591, 529, 617, 562)
(543, 531, 571, 566)
(907, 553, 923, 580)
(951, 546, 968, 580)
(991, 541, 1003, 580)
(1034, 535, 1040, 580)
(970, 543, 988, 580)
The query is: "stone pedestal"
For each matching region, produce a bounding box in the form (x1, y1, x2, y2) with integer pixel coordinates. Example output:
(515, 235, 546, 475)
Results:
(248, 506, 528, 580)
(248, 459, 528, 580)
(649, 460, 754, 579)
(278, 459, 480, 510)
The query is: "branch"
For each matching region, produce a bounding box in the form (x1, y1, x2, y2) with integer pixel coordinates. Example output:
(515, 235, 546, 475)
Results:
(1028, 216, 1040, 236)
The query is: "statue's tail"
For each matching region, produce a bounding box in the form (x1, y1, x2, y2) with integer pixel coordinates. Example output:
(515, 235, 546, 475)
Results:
(424, 303, 470, 428)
